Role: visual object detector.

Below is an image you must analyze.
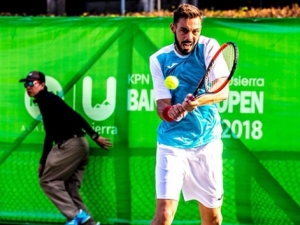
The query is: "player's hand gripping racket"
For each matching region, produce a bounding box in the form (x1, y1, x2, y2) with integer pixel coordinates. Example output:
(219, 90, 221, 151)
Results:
(189, 41, 239, 101)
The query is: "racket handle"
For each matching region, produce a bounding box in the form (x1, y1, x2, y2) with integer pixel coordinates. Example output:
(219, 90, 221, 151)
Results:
(175, 115, 183, 122)
(175, 111, 187, 122)
(189, 95, 195, 101)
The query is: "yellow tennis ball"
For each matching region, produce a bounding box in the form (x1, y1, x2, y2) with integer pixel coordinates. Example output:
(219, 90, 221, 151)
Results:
(164, 76, 179, 90)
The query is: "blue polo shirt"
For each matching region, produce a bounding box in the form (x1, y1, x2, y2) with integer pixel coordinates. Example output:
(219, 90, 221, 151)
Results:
(150, 36, 223, 148)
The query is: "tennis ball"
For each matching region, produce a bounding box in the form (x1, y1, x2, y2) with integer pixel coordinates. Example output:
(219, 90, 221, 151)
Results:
(164, 75, 179, 90)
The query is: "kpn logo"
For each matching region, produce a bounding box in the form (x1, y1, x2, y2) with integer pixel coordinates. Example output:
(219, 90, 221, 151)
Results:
(24, 76, 116, 121)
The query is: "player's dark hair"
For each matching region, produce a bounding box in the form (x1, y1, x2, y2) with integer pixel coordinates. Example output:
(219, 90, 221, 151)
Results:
(173, 4, 203, 24)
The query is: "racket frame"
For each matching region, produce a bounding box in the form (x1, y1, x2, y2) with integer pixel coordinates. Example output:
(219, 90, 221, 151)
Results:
(191, 41, 238, 100)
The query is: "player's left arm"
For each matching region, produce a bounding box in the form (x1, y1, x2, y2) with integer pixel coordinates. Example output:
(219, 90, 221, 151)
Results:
(182, 38, 229, 109)
(197, 76, 229, 105)
(182, 77, 229, 111)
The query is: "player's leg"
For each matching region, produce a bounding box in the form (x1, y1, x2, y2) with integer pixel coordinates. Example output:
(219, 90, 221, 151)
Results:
(151, 199, 178, 225)
(198, 203, 222, 225)
(151, 143, 185, 225)
(182, 139, 224, 225)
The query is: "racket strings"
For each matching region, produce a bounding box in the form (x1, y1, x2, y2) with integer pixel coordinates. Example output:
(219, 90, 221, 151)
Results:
(205, 44, 236, 92)
(222, 45, 235, 72)
(192, 42, 238, 99)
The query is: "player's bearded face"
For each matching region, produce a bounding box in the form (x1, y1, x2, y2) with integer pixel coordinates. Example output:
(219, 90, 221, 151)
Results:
(174, 33, 198, 55)
(172, 18, 201, 55)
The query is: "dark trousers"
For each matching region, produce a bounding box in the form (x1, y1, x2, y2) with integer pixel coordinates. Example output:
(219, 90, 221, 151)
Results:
(39, 136, 90, 220)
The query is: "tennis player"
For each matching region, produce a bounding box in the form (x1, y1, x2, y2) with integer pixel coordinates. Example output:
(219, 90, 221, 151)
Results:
(149, 4, 230, 225)
(19, 71, 112, 225)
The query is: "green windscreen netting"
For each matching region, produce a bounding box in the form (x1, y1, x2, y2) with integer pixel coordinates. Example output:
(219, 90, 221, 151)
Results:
(0, 17, 300, 225)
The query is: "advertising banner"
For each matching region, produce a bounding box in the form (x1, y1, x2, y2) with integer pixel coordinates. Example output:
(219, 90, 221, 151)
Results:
(0, 17, 299, 225)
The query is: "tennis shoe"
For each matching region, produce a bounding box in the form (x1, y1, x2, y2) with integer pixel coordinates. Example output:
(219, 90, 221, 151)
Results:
(86, 222, 100, 225)
(65, 210, 91, 225)
(81, 217, 100, 225)
(65, 219, 76, 225)
(75, 209, 91, 224)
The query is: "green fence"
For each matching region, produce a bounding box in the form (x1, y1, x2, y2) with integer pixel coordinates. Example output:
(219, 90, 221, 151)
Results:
(0, 17, 300, 225)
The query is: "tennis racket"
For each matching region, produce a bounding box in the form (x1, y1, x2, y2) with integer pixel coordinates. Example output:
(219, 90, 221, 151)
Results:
(190, 41, 239, 101)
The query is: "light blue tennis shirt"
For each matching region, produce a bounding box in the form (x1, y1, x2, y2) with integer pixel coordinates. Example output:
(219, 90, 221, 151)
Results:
(150, 36, 223, 149)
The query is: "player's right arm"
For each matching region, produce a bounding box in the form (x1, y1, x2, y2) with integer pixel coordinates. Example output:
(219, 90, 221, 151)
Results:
(156, 99, 185, 122)
(156, 98, 171, 120)
(150, 54, 185, 122)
